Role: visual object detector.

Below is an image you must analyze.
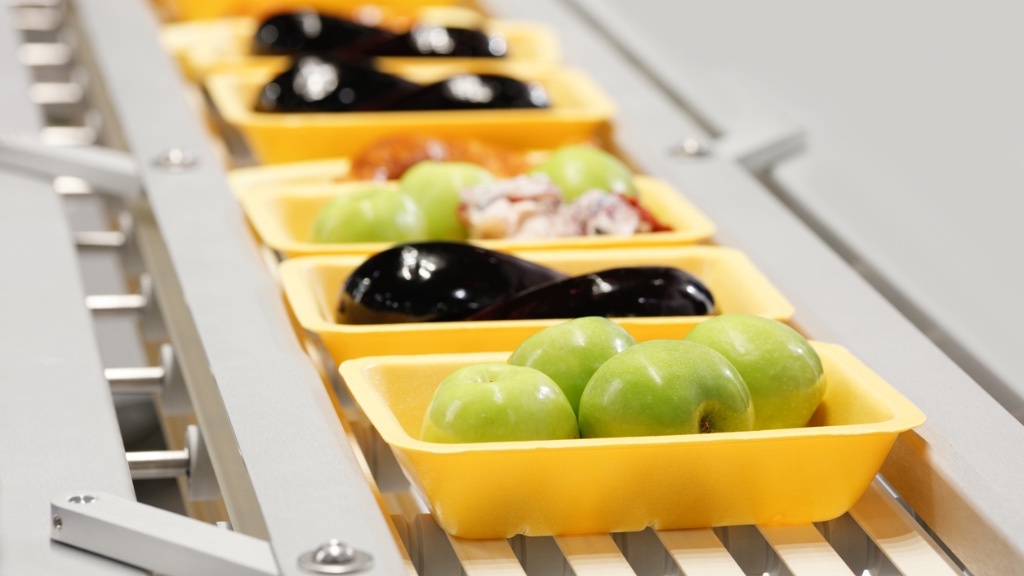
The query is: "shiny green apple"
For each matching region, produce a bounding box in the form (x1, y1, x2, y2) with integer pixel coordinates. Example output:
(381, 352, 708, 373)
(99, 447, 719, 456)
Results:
(399, 161, 494, 240)
(508, 317, 636, 416)
(530, 145, 637, 202)
(578, 340, 753, 438)
(310, 186, 427, 243)
(420, 363, 579, 443)
(684, 314, 826, 430)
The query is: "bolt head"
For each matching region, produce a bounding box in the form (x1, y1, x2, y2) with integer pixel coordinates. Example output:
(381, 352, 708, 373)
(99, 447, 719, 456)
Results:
(669, 137, 711, 158)
(315, 539, 355, 564)
(153, 147, 197, 171)
(298, 539, 373, 574)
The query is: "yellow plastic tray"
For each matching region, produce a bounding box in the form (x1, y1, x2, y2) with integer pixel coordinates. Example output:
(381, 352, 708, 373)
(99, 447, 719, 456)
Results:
(162, 17, 560, 81)
(205, 61, 615, 163)
(237, 175, 715, 256)
(229, 158, 356, 193)
(338, 343, 926, 538)
(226, 147, 554, 193)
(162, 0, 464, 21)
(280, 245, 794, 364)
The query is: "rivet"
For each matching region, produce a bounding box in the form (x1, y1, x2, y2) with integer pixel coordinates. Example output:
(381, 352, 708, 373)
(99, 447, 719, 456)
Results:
(669, 137, 711, 158)
(298, 539, 373, 574)
(153, 147, 197, 171)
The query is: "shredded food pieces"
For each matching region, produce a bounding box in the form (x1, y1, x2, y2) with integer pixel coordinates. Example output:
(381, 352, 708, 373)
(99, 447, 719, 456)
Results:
(458, 174, 671, 239)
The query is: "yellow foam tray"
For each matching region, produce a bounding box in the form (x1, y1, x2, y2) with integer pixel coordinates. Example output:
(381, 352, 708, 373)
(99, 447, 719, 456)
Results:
(237, 175, 715, 257)
(162, 16, 560, 81)
(162, 0, 464, 21)
(229, 158, 356, 193)
(225, 147, 565, 193)
(280, 245, 794, 364)
(205, 61, 615, 163)
(338, 343, 926, 538)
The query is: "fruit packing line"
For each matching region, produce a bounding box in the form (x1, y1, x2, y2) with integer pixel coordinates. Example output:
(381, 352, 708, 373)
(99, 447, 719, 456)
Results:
(0, 0, 1020, 575)
(0, 0, 978, 569)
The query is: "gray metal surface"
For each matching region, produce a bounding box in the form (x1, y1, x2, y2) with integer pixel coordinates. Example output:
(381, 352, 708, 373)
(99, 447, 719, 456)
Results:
(488, 1, 1024, 574)
(51, 491, 278, 576)
(127, 449, 190, 480)
(69, 0, 406, 574)
(573, 2, 1024, 418)
(0, 135, 140, 196)
(0, 5, 140, 574)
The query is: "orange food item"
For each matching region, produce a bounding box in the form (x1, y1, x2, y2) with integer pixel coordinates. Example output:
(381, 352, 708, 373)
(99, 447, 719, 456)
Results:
(349, 134, 530, 181)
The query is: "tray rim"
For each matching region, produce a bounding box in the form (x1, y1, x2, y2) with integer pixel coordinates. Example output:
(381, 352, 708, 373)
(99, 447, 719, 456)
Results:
(278, 244, 797, 337)
(338, 343, 927, 455)
(237, 174, 717, 256)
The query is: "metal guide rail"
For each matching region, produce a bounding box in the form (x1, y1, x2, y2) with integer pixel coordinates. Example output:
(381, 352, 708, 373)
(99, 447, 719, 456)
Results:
(0, 3, 146, 575)
(0, 0, 1021, 574)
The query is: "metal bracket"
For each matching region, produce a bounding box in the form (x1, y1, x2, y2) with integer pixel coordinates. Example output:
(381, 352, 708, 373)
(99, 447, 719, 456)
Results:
(85, 272, 167, 341)
(184, 423, 219, 500)
(50, 489, 376, 575)
(14, 3, 65, 43)
(75, 208, 146, 275)
(664, 74, 806, 174)
(30, 80, 86, 119)
(50, 491, 279, 576)
(126, 424, 218, 501)
(17, 40, 81, 84)
(0, 133, 140, 197)
(104, 342, 191, 414)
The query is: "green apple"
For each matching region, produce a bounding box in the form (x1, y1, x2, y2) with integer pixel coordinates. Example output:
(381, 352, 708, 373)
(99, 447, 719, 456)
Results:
(530, 145, 637, 202)
(310, 186, 428, 243)
(684, 314, 826, 430)
(399, 161, 494, 240)
(578, 340, 753, 438)
(507, 317, 636, 416)
(420, 363, 579, 443)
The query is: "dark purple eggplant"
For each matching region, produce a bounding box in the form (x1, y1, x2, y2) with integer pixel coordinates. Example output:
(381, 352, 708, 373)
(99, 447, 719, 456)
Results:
(256, 58, 546, 113)
(252, 12, 388, 55)
(337, 242, 566, 324)
(466, 267, 715, 321)
(255, 56, 417, 112)
(342, 25, 508, 58)
(383, 74, 549, 111)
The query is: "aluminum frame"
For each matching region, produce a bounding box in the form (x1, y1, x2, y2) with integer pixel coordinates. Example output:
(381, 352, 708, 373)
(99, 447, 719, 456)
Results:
(67, 1, 407, 574)
(0, 5, 141, 574)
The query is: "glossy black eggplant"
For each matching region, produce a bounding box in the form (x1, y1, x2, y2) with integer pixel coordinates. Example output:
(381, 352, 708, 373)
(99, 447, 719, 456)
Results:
(343, 25, 507, 58)
(255, 56, 417, 112)
(466, 267, 715, 321)
(384, 74, 549, 111)
(252, 12, 388, 55)
(337, 242, 566, 324)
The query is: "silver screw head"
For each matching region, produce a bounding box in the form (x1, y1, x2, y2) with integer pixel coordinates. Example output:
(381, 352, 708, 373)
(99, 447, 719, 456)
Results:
(298, 539, 373, 574)
(316, 540, 354, 564)
(669, 137, 711, 158)
(52, 515, 62, 530)
(153, 147, 197, 171)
